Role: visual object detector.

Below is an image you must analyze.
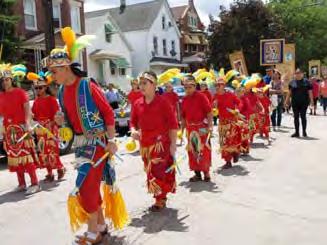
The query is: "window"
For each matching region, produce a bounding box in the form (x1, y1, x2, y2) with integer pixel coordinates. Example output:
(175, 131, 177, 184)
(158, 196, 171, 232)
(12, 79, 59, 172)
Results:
(52, 4, 61, 28)
(24, 0, 37, 30)
(110, 61, 116, 75)
(153, 36, 158, 55)
(191, 44, 197, 52)
(104, 24, 114, 43)
(170, 40, 176, 56)
(71, 6, 81, 33)
(162, 16, 166, 30)
(163, 39, 167, 56)
(119, 68, 126, 76)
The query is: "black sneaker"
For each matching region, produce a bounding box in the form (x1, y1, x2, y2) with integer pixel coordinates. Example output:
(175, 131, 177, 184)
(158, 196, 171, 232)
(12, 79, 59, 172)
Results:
(303, 132, 308, 137)
(291, 133, 300, 138)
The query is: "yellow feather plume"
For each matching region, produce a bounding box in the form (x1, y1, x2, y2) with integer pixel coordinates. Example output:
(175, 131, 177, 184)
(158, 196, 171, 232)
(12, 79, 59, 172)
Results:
(27, 72, 40, 81)
(61, 27, 76, 59)
(158, 68, 181, 85)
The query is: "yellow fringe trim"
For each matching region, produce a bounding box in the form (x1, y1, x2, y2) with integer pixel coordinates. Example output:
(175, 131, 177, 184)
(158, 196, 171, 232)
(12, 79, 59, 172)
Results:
(67, 195, 90, 232)
(102, 184, 130, 230)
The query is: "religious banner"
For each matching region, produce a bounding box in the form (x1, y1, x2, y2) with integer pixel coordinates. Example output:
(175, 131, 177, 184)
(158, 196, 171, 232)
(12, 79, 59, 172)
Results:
(229, 50, 248, 76)
(309, 60, 321, 78)
(260, 39, 285, 66)
(276, 43, 295, 83)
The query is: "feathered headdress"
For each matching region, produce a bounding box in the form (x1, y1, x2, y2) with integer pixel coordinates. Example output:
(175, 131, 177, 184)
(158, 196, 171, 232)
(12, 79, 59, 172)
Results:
(47, 27, 95, 68)
(0, 64, 12, 78)
(27, 71, 53, 86)
(11, 64, 27, 86)
(157, 68, 181, 86)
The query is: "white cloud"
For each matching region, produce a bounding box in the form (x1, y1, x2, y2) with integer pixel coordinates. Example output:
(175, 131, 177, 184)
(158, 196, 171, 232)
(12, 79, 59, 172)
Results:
(84, 0, 234, 26)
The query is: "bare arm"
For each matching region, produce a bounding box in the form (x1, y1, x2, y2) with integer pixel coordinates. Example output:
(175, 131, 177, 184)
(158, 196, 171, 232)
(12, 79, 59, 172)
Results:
(24, 102, 32, 129)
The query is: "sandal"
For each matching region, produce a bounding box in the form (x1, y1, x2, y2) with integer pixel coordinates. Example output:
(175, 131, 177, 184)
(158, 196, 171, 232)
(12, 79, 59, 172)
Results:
(44, 174, 55, 182)
(57, 168, 66, 181)
(203, 176, 211, 182)
(99, 225, 108, 236)
(75, 232, 103, 245)
(189, 175, 202, 182)
(149, 198, 167, 212)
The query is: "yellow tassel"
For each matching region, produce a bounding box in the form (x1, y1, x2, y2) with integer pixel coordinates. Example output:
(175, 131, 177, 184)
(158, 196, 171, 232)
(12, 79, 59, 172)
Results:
(67, 195, 89, 232)
(102, 184, 129, 230)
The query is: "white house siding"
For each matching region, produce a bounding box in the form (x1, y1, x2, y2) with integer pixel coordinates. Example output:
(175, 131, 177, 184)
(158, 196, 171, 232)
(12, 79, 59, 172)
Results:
(123, 1, 182, 77)
(85, 14, 133, 92)
(124, 30, 149, 78)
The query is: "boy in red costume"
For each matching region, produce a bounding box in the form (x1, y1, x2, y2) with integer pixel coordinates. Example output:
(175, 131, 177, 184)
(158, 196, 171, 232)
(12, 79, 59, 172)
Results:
(0, 64, 40, 195)
(214, 77, 241, 169)
(130, 71, 178, 211)
(162, 80, 180, 119)
(30, 72, 66, 181)
(181, 75, 213, 182)
(257, 87, 271, 141)
(127, 78, 143, 107)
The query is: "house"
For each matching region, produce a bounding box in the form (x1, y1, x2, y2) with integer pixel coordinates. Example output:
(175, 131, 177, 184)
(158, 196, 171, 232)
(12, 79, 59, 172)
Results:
(85, 10, 133, 91)
(171, 0, 208, 72)
(87, 0, 187, 79)
(14, 0, 86, 72)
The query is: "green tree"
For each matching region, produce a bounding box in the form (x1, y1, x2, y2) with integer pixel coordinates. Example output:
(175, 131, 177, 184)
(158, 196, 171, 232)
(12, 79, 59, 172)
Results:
(269, 0, 327, 69)
(0, 0, 20, 62)
(208, 0, 291, 73)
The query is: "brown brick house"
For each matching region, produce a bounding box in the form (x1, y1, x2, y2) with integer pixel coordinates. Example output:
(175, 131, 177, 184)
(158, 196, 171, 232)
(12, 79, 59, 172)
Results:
(13, 0, 86, 72)
(171, 0, 208, 72)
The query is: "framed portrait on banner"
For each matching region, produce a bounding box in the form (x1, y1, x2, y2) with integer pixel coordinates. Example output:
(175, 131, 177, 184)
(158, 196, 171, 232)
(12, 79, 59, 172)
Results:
(309, 60, 321, 78)
(229, 51, 248, 76)
(260, 39, 285, 66)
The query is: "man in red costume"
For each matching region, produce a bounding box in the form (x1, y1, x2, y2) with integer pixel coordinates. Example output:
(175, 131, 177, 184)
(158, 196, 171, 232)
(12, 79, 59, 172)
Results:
(181, 75, 212, 182)
(162, 81, 179, 119)
(0, 64, 40, 195)
(48, 27, 128, 244)
(130, 71, 178, 211)
(127, 78, 143, 107)
(200, 81, 213, 104)
(30, 74, 66, 181)
(214, 77, 242, 169)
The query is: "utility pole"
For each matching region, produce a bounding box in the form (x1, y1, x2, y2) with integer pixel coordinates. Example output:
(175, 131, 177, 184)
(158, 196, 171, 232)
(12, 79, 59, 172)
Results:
(42, 0, 55, 55)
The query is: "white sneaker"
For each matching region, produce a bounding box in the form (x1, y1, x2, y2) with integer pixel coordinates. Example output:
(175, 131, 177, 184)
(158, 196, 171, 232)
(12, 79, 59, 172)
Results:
(25, 185, 41, 195)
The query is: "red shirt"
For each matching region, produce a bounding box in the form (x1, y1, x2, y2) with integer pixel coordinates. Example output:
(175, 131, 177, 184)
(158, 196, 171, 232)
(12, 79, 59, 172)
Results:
(239, 95, 253, 119)
(259, 96, 271, 114)
(1, 88, 28, 126)
(130, 95, 178, 146)
(162, 91, 179, 114)
(32, 96, 59, 122)
(182, 91, 211, 124)
(201, 90, 213, 104)
(0, 92, 4, 115)
(127, 90, 143, 105)
(312, 81, 320, 98)
(246, 92, 261, 113)
(215, 92, 240, 120)
(63, 78, 114, 134)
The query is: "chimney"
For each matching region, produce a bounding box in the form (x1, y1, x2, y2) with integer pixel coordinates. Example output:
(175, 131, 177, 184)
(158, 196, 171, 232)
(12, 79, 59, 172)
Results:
(189, 0, 194, 7)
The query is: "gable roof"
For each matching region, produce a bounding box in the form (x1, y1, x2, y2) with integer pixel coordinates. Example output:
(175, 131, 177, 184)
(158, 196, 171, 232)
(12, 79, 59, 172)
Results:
(171, 5, 188, 21)
(86, 0, 164, 32)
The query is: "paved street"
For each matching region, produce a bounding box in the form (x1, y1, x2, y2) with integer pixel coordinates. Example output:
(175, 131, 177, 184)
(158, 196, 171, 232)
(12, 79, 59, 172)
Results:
(0, 111, 327, 245)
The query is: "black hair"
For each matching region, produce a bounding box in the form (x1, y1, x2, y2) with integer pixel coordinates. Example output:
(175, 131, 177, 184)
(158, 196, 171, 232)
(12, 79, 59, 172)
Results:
(0, 77, 17, 92)
(70, 63, 87, 77)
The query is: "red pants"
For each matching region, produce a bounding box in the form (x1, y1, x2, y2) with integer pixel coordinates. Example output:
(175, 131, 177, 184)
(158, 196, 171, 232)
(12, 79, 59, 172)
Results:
(258, 113, 270, 138)
(186, 124, 211, 173)
(78, 146, 106, 213)
(240, 122, 250, 154)
(141, 138, 176, 200)
(218, 119, 241, 162)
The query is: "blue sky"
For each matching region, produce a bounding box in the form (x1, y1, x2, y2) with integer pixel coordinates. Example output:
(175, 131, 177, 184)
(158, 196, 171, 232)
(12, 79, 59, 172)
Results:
(84, 0, 234, 26)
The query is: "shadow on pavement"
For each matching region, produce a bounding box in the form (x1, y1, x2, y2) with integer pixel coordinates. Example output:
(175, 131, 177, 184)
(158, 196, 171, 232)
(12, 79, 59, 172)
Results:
(299, 136, 319, 141)
(240, 154, 263, 162)
(277, 129, 289, 133)
(251, 142, 269, 149)
(179, 181, 220, 193)
(217, 165, 250, 177)
(102, 234, 128, 245)
(0, 191, 29, 204)
(130, 208, 189, 234)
